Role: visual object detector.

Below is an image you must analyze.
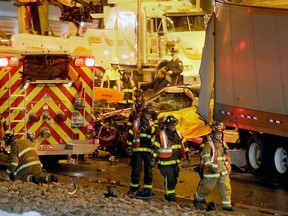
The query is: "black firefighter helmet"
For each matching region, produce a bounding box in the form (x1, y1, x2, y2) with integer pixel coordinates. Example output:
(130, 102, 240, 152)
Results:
(164, 115, 178, 126)
(134, 88, 144, 98)
(141, 107, 153, 116)
(4, 131, 17, 146)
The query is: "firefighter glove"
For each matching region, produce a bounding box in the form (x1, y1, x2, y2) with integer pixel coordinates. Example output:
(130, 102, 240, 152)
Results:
(127, 146, 133, 156)
(208, 165, 216, 174)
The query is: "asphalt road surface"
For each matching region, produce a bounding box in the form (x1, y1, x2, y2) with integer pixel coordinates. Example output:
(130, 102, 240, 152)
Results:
(40, 152, 288, 216)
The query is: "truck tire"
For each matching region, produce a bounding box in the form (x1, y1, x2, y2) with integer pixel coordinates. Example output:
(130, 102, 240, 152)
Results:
(246, 135, 270, 176)
(273, 145, 288, 176)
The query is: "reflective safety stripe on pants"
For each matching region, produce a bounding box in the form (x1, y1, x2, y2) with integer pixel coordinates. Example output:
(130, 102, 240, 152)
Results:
(130, 152, 153, 191)
(195, 175, 232, 207)
(159, 164, 179, 195)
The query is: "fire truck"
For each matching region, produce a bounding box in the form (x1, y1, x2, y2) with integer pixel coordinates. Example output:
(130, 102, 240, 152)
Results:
(0, 44, 98, 163)
(9, 0, 207, 85)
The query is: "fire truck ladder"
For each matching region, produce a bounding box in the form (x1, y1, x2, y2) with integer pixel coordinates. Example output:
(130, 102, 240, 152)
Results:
(8, 72, 27, 136)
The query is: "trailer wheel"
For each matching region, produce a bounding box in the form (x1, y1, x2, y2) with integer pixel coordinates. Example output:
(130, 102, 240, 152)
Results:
(246, 136, 269, 176)
(273, 145, 288, 175)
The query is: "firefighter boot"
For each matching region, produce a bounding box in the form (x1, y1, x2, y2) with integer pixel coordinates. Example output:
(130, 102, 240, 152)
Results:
(39, 174, 58, 183)
(32, 176, 41, 184)
(193, 199, 205, 210)
(222, 206, 235, 211)
(165, 193, 177, 202)
(136, 189, 154, 200)
(50, 175, 59, 183)
(206, 201, 216, 211)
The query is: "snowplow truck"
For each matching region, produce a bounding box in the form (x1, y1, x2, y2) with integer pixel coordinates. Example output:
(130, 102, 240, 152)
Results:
(0, 44, 98, 163)
(198, 0, 288, 180)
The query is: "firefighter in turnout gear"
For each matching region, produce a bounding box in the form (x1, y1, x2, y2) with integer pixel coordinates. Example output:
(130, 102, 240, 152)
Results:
(127, 89, 146, 131)
(153, 115, 190, 202)
(126, 108, 158, 199)
(193, 120, 234, 211)
(3, 131, 58, 184)
(127, 89, 158, 134)
(117, 69, 136, 109)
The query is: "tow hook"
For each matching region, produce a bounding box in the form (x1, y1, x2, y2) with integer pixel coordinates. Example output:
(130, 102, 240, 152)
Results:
(68, 176, 77, 195)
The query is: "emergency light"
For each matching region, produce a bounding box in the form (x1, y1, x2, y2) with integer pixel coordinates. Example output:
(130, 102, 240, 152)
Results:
(85, 58, 95, 67)
(0, 57, 19, 67)
(9, 57, 19, 66)
(74, 57, 95, 67)
(0, 58, 8, 67)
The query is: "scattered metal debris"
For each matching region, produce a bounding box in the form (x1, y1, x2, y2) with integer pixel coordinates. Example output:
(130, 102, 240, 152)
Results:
(68, 176, 77, 195)
(104, 185, 117, 198)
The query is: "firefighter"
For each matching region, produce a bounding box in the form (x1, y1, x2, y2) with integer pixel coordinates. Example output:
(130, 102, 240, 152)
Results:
(153, 115, 190, 202)
(193, 120, 234, 211)
(126, 107, 158, 199)
(117, 69, 136, 109)
(100, 57, 122, 90)
(3, 132, 58, 184)
(165, 47, 183, 85)
(127, 89, 147, 129)
(127, 88, 158, 134)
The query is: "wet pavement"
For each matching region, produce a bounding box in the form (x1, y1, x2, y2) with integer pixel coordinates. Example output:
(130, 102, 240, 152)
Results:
(42, 152, 288, 215)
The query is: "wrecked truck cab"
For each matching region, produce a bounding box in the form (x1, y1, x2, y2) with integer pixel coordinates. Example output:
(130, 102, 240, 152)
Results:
(146, 85, 200, 115)
(147, 84, 211, 150)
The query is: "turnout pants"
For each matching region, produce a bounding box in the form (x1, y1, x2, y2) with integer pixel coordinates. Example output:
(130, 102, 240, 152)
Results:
(130, 152, 153, 191)
(15, 164, 55, 183)
(159, 164, 179, 196)
(195, 175, 232, 208)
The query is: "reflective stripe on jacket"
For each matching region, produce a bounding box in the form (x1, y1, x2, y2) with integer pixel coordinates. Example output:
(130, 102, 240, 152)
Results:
(6, 139, 42, 175)
(127, 117, 156, 152)
(118, 79, 136, 104)
(201, 138, 230, 178)
(132, 118, 141, 147)
(157, 130, 172, 158)
(154, 129, 187, 165)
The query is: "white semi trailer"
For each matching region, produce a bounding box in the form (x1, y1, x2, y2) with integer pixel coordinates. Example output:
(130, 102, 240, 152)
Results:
(198, 0, 288, 180)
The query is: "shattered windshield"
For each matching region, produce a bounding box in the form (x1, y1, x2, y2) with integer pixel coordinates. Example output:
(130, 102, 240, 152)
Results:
(147, 91, 193, 113)
(166, 15, 205, 32)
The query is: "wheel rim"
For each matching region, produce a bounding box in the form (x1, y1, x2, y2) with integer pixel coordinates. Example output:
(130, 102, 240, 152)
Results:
(248, 142, 262, 169)
(274, 147, 288, 174)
